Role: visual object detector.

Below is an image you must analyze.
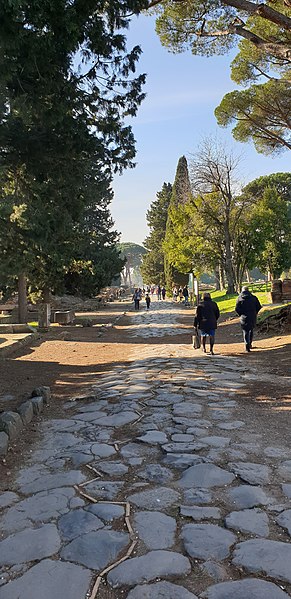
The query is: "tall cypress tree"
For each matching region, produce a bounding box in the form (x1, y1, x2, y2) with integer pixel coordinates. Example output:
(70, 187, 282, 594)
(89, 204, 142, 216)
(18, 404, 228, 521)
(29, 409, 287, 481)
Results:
(164, 156, 192, 289)
(141, 183, 172, 285)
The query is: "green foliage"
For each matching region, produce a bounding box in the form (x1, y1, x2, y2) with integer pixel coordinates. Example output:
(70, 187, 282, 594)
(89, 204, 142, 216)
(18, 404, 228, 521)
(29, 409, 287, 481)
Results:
(163, 156, 193, 288)
(0, 0, 147, 296)
(215, 80, 291, 154)
(151, 0, 291, 156)
(152, 0, 291, 58)
(243, 185, 291, 279)
(140, 182, 172, 284)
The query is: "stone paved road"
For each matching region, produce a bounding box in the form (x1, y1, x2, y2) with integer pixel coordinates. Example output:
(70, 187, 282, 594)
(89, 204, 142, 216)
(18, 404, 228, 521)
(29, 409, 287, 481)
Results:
(1, 301, 291, 598)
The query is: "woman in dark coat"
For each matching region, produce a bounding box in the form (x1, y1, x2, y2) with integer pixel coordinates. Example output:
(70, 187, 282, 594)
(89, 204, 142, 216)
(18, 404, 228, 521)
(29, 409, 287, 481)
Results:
(194, 292, 220, 355)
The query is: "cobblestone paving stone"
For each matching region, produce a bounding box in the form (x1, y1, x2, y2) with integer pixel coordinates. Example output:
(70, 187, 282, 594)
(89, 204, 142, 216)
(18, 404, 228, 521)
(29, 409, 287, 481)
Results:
(1, 301, 291, 598)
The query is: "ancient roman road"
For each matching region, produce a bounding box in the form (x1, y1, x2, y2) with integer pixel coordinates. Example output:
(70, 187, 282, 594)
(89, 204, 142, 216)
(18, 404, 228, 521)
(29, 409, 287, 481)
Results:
(0, 300, 291, 598)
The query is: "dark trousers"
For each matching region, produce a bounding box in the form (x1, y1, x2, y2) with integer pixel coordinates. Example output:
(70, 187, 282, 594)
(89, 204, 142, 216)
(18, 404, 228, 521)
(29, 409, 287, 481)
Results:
(242, 328, 253, 348)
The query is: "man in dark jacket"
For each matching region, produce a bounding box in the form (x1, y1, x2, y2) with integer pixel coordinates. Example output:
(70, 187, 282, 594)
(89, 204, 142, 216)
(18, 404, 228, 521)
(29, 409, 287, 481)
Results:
(194, 292, 220, 355)
(235, 286, 261, 352)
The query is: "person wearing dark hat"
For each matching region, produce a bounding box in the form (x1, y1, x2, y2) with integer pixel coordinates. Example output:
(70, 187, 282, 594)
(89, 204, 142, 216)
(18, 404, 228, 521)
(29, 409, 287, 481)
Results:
(194, 292, 220, 355)
(235, 286, 261, 352)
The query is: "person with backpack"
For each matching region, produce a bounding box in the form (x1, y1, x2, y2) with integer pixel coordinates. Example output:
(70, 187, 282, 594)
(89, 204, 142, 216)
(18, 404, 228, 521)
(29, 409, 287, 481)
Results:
(194, 292, 220, 355)
(235, 286, 261, 352)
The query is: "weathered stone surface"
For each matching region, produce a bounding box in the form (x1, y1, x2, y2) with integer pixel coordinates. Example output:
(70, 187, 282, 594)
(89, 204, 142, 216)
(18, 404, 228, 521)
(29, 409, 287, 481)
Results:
(183, 489, 212, 505)
(228, 485, 270, 509)
(0, 487, 75, 533)
(0, 431, 9, 456)
(0, 411, 23, 440)
(162, 442, 206, 453)
(201, 579, 290, 599)
(182, 524, 236, 559)
(171, 433, 194, 442)
(61, 529, 129, 569)
(31, 396, 44, 415)
(127, 487, 180, 509)
(225, 508, 269, 536)
(0, 524, 61, 566)
(137, 431, 168, 445)
(32, 386, 51, 403)
(137, 463, 173, 483)
(84, 480, 124, 500)
(0, 559, 91, 599)
(264, 447, 291, 458)
(173, 402, 202, 415)
(279, 460, 291, 481)
(180, 506, 221, 520)
(163, 453, 204, 469)
(200, 436, 230, 448)
(201, 561, 228, 582)
(121, 442, 156, 458)
(90, 443, 116, 457)
(229, 462, 271, 485)
(179, 464, 235, 488)
(0, 491, 19, 509)
(276, 509, 291, 536)
(126, 581, 198, 598)
(18, 401, 34, 424)
(107, 550, 191, 588)
(133, 511, 176, 549)
(96, 411, 139, 427)
(58, 508, 104, 540)
(232, 539, 291, 583)
(16, 470, 86, 495)
(217, 421, 244, 430)
(97, 461, 129, 476)
(282, 484, 291, 499)
(86, 503, 124, 522)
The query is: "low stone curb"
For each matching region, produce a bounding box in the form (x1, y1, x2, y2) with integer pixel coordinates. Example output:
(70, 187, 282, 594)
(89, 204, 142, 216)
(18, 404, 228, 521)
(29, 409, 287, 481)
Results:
(0, 386, 51, 457)
(0, 331, 39, 360)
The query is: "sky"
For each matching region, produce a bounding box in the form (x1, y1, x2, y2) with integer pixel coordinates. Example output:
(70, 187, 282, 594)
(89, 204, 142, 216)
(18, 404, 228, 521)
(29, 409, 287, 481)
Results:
(111, 14, 291, 245)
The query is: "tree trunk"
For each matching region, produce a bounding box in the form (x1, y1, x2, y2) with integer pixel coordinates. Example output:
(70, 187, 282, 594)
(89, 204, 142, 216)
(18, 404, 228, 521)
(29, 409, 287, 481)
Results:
(245, 268, 251, 283)
(18, 273, 28, 324)
(214, 266, 220, 290)
(39, 286, 51, 329)
(219, 263, 225, 290)
(224, 224, 235, 294)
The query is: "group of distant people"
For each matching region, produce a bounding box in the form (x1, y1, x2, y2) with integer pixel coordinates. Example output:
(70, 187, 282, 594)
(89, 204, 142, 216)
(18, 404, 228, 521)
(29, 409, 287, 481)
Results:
(173, 285, 189, 305)
(132, 284, 166, 310)
(194, 287, 261, 354)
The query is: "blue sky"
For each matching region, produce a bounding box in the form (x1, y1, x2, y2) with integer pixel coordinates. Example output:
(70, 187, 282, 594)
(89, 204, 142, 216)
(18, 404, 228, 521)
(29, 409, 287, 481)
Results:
(111, 14, 291, 245)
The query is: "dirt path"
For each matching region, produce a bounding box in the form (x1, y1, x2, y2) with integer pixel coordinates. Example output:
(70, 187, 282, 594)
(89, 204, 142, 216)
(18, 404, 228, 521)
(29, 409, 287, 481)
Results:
(0, 299, 290, 411)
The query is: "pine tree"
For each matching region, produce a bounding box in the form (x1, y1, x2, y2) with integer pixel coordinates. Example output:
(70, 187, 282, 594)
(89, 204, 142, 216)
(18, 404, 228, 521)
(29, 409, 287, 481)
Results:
(141, 182, 172, 284)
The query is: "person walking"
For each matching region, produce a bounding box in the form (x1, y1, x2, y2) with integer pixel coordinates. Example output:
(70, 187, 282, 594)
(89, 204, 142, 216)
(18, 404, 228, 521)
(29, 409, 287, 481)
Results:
(173, 287, 178, 302)
(235, 286, 261, 352)
(145, 293, 151, 310)
(194, 292, 220, 355)
(132, 288, 141, 310)
(183, 285, 189, 305)
(161, 286, 166, 300)
(157, 285, 162, 300)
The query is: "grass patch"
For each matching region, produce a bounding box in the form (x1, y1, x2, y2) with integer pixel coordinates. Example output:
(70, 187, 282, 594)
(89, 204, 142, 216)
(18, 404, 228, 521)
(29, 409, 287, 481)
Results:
(210, 289, 270, 314)
(257, 302, 291, 324)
